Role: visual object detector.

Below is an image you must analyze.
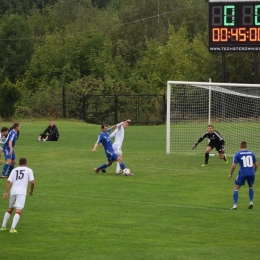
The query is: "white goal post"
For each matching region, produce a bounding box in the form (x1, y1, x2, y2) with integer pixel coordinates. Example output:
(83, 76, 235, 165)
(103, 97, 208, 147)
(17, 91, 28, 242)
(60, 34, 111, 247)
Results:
(166, 81, 260, 155)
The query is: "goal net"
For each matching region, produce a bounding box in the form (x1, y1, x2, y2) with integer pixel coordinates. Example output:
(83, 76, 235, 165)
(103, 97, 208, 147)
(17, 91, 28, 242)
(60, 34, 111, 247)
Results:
(166, 81, 260, 156)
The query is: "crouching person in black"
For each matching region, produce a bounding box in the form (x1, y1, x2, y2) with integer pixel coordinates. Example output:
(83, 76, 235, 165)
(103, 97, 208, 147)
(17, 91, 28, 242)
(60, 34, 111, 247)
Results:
(38, 121, 59, 141)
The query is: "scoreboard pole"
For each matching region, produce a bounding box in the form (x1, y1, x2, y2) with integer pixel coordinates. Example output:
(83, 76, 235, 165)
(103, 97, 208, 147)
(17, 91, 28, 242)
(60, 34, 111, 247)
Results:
(255, 52, 259, 84)
(222, 52, 225, 83)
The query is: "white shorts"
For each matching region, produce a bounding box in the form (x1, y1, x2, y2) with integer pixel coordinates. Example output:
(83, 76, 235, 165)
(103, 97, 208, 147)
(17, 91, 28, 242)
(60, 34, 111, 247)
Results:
(9, 194, 26, 210)
(112, 144, 122, 155)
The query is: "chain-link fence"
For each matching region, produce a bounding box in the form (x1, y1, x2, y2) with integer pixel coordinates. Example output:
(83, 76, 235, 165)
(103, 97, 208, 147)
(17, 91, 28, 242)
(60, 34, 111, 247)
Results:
(15, 86, 166, 125)
(82, 94, 166, 125)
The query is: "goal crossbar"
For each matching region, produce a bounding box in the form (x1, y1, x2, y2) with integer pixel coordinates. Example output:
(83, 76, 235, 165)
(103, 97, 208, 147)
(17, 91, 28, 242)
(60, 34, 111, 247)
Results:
(166, 81, 260, 155)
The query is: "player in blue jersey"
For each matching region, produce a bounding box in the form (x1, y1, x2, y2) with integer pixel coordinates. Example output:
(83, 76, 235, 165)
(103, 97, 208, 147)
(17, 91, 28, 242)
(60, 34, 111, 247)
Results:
(229, 141, 258, 210)
(92, 120, 130, 174)
(0, 127, 9, 165)
(1, 123, 20, 178)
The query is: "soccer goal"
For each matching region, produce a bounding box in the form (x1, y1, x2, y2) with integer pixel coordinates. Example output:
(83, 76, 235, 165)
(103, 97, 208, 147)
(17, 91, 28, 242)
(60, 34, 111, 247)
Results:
(166, 81, 260, 155)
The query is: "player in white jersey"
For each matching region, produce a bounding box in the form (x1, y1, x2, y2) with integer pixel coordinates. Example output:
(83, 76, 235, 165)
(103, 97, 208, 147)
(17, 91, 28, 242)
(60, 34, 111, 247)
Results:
(0, 127, 9, 165)
(0, 157, 35, 233)
(110, 119, 131, 175)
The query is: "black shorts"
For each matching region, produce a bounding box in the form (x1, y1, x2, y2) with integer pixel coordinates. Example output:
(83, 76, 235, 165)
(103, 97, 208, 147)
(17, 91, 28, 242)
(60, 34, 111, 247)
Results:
(207, 141, 222, 153)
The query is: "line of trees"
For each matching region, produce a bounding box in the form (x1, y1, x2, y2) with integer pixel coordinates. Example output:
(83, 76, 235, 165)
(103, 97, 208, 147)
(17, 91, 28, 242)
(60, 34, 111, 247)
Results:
(0, 0, 258, 119)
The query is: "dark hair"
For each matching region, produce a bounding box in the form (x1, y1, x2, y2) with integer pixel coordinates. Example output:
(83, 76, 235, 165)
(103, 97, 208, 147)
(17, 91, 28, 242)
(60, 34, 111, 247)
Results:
(101, 124, 108, 129)
(240, 141, 247, 149)
(19, 157, 27, 166)
(1, 127, 8, 132)
(13, 122, 20, 129)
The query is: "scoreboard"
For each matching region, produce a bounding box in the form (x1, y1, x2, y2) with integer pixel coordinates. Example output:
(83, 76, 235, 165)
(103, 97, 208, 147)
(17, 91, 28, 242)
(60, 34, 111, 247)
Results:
(209, 0, 260, 52)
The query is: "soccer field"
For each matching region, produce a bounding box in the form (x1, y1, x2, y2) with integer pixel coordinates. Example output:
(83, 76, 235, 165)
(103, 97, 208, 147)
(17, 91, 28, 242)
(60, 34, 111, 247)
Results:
(0, 121, 259, 260)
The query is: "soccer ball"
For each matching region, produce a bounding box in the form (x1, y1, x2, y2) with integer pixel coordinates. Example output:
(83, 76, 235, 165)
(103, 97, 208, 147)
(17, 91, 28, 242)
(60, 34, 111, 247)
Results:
(123, 168, 131, 176)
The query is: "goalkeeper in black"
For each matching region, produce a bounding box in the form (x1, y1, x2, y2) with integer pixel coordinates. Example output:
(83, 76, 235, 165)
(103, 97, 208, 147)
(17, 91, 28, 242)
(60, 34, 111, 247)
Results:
(192, 124, 228, 166)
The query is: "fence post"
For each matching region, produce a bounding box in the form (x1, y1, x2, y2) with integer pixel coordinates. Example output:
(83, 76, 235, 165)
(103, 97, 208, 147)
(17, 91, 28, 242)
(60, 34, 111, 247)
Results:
(115, 94, 118, 123)
(62, 85, 66, 118)
(81, 92, 86, 121)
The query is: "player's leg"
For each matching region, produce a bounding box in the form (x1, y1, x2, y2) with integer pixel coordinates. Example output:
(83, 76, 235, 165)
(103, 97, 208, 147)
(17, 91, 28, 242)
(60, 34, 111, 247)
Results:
(231, 184, 240, 209)
(10, 209, 22, 233)
(10, 195, 26, 233)
(0, 209, 13, 230)
(113, 145, 122, 174)
(1, 196, 15, 230)
(7, 157, 16, 177)
(231, 176, 244, 209)
(94, 151, 115, 173)
(248, 177, 254, 209)
(94, 152, 114, 173)
(116, 162, 121, 174)
(1, 150, 11, 178)
(47, 136, 58, 141)
(116, 154, 127, 171)
(217, 145, 227, 163)
(0, 148, 3, 165)
(202, 146, 212, 166)
(38, 133, 47, 141)
(94, 161, 112, 173)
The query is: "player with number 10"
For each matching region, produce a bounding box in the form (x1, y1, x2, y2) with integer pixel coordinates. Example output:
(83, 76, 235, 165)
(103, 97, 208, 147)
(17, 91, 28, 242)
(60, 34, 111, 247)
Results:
(229, 141, 258, 210)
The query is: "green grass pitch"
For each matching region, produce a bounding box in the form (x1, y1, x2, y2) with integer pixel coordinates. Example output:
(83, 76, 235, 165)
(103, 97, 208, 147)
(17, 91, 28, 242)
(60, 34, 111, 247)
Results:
(0, 120, 259, 260)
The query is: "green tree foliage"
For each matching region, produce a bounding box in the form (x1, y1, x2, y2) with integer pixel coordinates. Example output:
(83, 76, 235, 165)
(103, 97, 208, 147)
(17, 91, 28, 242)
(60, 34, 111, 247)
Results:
(23, 25, 132, 91)
(23, 32, 81, 91)
(0, 0, 256, 120)
(0, 14, 34, 83)
(92, 0, 111, 9)
(114, 0, 208, 66)
(0, 78, 21, 119)
(0, 0, 58, 16)
(131, 25, 211, 93)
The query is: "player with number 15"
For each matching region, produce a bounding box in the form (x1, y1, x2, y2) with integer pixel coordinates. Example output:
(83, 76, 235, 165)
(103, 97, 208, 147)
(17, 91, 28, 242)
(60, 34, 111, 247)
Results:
(0, 157, 34, 233)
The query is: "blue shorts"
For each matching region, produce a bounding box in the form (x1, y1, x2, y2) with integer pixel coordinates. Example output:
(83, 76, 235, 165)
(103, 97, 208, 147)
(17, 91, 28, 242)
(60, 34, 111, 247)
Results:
(105, 149, 118, 162)
(3, 148, 16, 161)
(235, 174, 255, 187)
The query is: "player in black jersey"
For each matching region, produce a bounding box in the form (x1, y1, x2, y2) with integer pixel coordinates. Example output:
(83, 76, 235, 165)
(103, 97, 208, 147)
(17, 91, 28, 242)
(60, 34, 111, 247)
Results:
(192, 124, 228, 166)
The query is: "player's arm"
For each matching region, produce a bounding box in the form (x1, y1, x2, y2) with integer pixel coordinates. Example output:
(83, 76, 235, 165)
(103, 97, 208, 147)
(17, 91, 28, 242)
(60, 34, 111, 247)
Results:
(254, 162, 258, 173)
(92, 142, 99, 152)
(8, 139, 13, 155)
(92, 135, 101, 152)
(42, 126, 50, 135)
(192, 136, 204, 149)
(3, 181, 11, 199)
(111, 119, 131, 130)
(110, 129, 118, 139)
(29, 180, 35, 196)
(229, 163, 237, 178)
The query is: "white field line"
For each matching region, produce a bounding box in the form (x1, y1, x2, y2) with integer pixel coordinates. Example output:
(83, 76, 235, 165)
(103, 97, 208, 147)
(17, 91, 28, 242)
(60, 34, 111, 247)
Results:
(37, 193, 260, 215)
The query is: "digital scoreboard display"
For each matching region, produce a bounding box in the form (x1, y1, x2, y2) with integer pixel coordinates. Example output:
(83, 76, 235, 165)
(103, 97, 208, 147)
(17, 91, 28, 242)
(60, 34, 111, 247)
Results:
(209, 0, 260, 52)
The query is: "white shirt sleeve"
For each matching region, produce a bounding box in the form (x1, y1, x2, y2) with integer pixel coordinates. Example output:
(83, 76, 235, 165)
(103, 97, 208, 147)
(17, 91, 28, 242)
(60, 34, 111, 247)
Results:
(110, 129, 118, 139)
